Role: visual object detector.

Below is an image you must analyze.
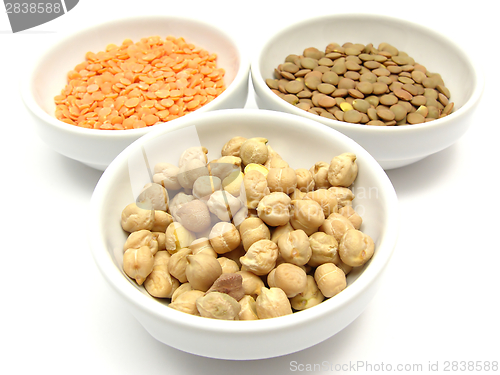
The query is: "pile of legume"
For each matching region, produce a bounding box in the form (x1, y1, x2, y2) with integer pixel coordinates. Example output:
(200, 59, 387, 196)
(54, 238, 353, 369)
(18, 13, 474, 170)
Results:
(119, 136, 375, 320)
(266, 42, 453, 126)
(54, 36, 226, 130)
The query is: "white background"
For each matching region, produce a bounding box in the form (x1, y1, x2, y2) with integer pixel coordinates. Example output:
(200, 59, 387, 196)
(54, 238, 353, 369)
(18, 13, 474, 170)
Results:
(1, 1, 499, 374)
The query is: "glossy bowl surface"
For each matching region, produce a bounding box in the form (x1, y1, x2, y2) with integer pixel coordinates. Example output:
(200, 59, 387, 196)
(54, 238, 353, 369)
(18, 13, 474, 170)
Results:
(89, 109, 398, 359)
(21, 15, 249, 170)
(251, 13, 483, 169)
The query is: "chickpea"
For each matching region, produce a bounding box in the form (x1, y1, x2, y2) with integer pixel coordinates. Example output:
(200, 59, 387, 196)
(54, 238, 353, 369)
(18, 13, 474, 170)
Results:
(241, 169, 270, 209)
(177, 159, 209, 190)
(207, 190, 241, 222)
(123, 245, 155, 285)
(339, 229, 375, 267)
(171, 282, 192, 302)
(238, 295, 259, 320)
(295, 168, 315, 192)
(168, 247, 192, 283)
(173, 199, 211, 234)
(290, 199, 325, 235)
(153, 162, 181, 191)
(290, 275, 325, 311)
(278, 229, 312, 266)
(185, 253, 223, 292)
(309, 161, 330, 189)
(222, 170, 244, 197)
(189, 237, 217, 258)
(289, 188, 305, 201)
(239, 137, 269, 166)
(169, 290, 205, 315)
(196, 292, 241, 320)
(270, 222, 294, 244)
(240, 239, 279, 276)
(327, 187, 355, 208)
(304, 188, 338, 218)
(308, 231, 340, 267)
(121, 203, 155, 233)
(206, 222, 239, 254)
(267, 167, 297, 195)
(314, 263, 347, 298)
(337, 259, 353, 275)
(236, 270, 265, 299)
(328, 153, 358, 187)
(144, 251, 179, 298)
(239, 217, 271, 251)
(217, 257, 240, 274)
(255, 287, 293, 319)
(271, 263, 308, 298)
(320, 213, 355, 243)
(137, 183, 169, 211)
(152, 231, 166, 250)
(169, 192, 195, 222)
(265, 157, 289, 169)
(151, 210, 174, 233)
(257, 192, 291, 227)
(165, 222, 196, 254)
(222, 244, 246, 269)
(339, 205, 362, 230)
(178, 146, 208, 167)
(207, 273, 245, 301)
(123, 229, 159, 255)
(192, 175, 222, 200)
(221, 136, 247, 157)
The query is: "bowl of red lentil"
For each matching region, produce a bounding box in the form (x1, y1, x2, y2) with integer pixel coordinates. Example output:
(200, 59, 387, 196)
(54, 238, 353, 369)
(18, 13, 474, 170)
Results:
(21, 15, 249, 170)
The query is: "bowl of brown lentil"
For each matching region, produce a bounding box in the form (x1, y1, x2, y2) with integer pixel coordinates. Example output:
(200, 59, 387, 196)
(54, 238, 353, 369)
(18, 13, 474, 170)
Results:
(21, 15, 249, 171)
(89, 109, 399, 360)
(251, 13, 483, 170)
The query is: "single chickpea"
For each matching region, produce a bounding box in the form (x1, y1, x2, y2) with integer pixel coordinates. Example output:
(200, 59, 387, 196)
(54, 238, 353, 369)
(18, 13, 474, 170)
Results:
(144, 251, 179, 299)
(337, 259, 353, 275)
(207, 273, 245, 301)
(178, 146, 208, 167)
(121, 202, 155, 233)
(238, 295, 259, 320)
(171, 282, 192, 302)
(177, 159, 209, 190)
(189, 237, 218, 258)
(209, 222, 241, 254)
(270, 222, 294, 244)
(239, 137, 269, 166)
(267, 167, 297, 195)
(295, 168, 315, 192)
(304, 188, 339, 218)
(309, 161, 331, 189)
(314, 263, 347, 298)
(222, 170, 244, 197)
(327, 187, 355, 208)
(308, 231, 340, 267)
(153, 162, 182, 191)
(152, 231, 166, 250)
(123, 229, 159, 255)
(255, 287, 293, 319)
(271, 263, 308, 298)
(339, 205, 362, 230)
(169, 290, 205, 315)
(196, 292, 241, 320)
(123, 245, 155, 285)
(239, 217, 271, 251)
(137, 183, 169, 211)
(290, 199, 325, 235)
(257, 192, 291, 227)
(265, 157, 289, 169)
(185, 253, 223, 292)
(290, 275, 325, 311)
(221, 136, 247, 157)
(320, 213, 355, 243)
(328, 153, 358, 187)
(239, 239, 279, 276)
(236, 270, 265, 299)
(217, 257, 240, 274)
(151, 210, 174, 233)
(207, 190, 241, 221)
(170, 199, 211, 233)
(168, 247, 192, 283)
(339, 229, 375, 267)
(241, 169, 270, 209)
(168, 192, 195, 222)
(165, 222, 196, 254)
(278, 229, 312, 266)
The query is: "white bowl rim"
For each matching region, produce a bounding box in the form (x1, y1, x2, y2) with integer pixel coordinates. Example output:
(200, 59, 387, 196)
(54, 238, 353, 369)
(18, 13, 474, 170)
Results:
(20, 14, 250, 140)
(89, 108, 399, 334)
(250, 12, 484, 136)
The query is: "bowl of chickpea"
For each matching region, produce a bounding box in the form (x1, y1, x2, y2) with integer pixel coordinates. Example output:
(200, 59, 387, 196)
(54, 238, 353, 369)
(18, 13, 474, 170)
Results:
(89, 108, 399, 359)
(21, 15, 249, 170)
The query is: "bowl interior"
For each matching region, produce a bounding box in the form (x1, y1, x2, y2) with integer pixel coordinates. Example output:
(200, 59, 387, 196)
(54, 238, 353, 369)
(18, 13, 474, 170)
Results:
(92, 109, 398, 321)
(255, 14, 476, 113)
(30, 16, 242, 120)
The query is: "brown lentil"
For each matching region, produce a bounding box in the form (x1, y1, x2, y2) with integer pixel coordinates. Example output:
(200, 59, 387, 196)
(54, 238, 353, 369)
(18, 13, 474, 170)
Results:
(266, 42, 454, 126)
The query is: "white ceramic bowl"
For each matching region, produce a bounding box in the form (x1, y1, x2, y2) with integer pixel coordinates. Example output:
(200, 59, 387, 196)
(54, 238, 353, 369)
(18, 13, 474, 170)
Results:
(251, 13, 484, 170)
(21, 15, 249, 171)
(89, 109, 398, 360)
